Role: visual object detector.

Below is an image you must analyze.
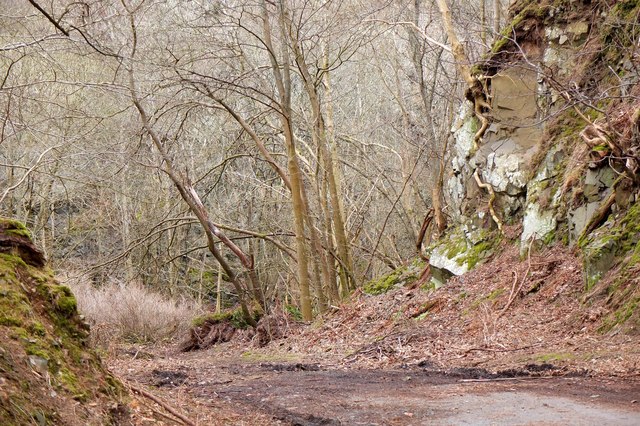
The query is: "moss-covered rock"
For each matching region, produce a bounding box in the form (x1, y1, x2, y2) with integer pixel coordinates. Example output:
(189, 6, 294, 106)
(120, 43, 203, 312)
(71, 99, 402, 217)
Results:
(582, 205, 640, 333)
(428, 228, 499, 283)
(581, 201, 640, 290)
(0, 218, 128, 425)
(363, 258, 426, 295)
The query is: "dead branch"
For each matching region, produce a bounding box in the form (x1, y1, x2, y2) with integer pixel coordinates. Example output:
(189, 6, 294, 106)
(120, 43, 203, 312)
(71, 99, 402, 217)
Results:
(473, 169, 503, 232)
(129, 385, 196, 426)
(500, 270, 519, 317)
(498, 238, 533, 318)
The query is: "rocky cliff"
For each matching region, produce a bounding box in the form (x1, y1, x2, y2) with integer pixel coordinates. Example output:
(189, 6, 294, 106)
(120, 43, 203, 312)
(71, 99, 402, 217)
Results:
(429, 0, 639, 332)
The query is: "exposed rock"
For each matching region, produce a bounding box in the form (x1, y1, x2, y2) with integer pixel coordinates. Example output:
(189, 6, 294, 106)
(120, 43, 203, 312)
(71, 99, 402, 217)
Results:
(567, 167, 617, 241)
(430, 245, 470, 277)
(521, 203, 556, 245)
(428, 228, 497, 282)
(490, 68, 539, 123)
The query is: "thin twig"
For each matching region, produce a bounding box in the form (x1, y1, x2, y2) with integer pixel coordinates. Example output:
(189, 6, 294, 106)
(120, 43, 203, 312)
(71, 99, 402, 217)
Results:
(498, 237, 533, 318)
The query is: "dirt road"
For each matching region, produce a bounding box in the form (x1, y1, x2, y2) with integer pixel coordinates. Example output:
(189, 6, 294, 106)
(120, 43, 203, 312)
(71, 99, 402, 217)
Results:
(120, 352, 640, 425)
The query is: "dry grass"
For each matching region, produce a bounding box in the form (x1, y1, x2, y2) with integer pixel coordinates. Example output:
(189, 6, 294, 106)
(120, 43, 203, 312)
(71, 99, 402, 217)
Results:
(64, 277, 202, 347)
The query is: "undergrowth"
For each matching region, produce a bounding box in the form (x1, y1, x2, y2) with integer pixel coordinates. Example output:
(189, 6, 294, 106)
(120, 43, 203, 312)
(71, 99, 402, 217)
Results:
(66, 278, 202, 347)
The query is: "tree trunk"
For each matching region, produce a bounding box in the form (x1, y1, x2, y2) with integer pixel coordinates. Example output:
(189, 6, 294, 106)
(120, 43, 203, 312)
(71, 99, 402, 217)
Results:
(261, 0, 313, 320)
(288, 25, 355, 295)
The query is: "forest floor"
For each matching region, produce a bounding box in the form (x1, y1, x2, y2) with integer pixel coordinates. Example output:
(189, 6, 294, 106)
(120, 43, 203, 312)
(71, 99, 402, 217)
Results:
(109, 245, 640, 425)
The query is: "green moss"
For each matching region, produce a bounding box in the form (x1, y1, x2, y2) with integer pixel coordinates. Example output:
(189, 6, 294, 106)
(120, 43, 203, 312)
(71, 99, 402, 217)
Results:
(364, 270, 403, 295)
(0, 316, 22, 327)
(0, 223, 128, 424)
(37, 284, 78, 317)
(285, 304, 303, 321)
(192, 311, 232, 327)
(543, 230, 556, 245)
(535, 352, 575, 362)
(191, 305, 262, 330)
(102, 373, 126, 397)
(446, 233, 469, 259)
(363, 258, 426, 295)
(580, 201, 640, 255)
(0, 218, 32, 239)
(467, 288, 507, 312)
(599, 297, 639, 333)
(57, 367, 89, 401)
(486, 288, 506, 301)
(0, 252, 28, 270)
(27, 321, 46, 337)
(453, 230, 500, 270)
(420, 281, 437, 293)
(462, 240, 495, 269)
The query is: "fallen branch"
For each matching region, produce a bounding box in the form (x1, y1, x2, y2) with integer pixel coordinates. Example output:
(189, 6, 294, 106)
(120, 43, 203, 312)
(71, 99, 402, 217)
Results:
(497, 270, 519, 320)
(459, 376, 556, 383)
(129, 385, 196, 426)
(473, 169, 503, 232)
(461, 342, 541, 354)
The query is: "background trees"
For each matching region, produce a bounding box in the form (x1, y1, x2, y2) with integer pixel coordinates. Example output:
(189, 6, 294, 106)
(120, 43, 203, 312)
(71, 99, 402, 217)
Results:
(1, 0, 508, 320)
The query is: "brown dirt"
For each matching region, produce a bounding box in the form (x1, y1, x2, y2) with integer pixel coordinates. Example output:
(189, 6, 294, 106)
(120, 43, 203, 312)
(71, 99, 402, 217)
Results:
(108, 245, 640, 425)
(111, 346, 639, 425)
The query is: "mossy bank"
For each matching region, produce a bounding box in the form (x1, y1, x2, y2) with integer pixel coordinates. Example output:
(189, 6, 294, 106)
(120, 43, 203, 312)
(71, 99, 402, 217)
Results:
(0, 218, 129, 425)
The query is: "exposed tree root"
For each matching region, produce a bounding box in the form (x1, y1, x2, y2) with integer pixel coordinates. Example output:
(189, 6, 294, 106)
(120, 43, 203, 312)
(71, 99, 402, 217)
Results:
(416, 208, 434, 257)
(473, 169, 503, 233)
(180, 321, 237, 352)
(578, 189, 617, 242)
(473, 96, 492, 150)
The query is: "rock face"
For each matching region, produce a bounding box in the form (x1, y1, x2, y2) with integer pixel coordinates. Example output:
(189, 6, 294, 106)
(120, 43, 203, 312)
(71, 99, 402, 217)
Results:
(434, 0, 640, 310)
(0, 219, 129, 425)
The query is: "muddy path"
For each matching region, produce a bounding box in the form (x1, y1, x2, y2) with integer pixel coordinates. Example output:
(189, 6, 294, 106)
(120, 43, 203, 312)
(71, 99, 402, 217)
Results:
(117, 350, 640, 425)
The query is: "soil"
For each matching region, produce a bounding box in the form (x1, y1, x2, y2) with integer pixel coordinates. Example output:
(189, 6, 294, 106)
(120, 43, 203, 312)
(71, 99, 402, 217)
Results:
(107, 246, 640, 425)
(111, 346, 639, 425)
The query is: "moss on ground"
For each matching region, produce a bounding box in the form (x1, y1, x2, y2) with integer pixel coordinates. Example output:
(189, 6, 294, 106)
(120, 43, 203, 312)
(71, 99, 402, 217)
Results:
(535, 352, 575, 363)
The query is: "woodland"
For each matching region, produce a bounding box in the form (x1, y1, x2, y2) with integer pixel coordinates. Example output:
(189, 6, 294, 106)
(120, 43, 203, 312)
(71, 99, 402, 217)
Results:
(0, 0, 501, 323)
(1, 0, 640, 425)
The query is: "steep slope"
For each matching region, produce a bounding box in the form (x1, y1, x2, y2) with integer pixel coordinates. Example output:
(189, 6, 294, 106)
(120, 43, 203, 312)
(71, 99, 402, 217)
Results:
(429, 0, 640, 333)
(0, 219, 129, 425)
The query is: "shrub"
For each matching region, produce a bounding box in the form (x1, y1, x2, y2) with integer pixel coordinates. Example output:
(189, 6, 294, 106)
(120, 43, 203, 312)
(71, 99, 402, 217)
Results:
(64, 276, 202, 347)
